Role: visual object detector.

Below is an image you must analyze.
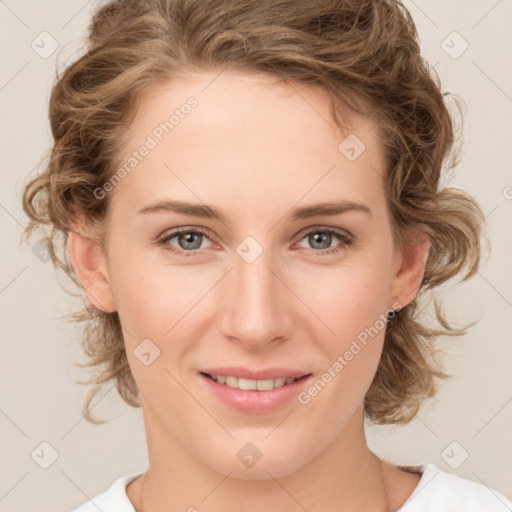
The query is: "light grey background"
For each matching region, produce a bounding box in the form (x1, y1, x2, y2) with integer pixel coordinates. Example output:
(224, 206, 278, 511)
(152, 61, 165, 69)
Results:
(1, 1, 511, 511)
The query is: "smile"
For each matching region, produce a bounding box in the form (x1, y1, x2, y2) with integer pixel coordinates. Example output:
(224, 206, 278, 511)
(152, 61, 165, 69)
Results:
(203, 373, 299, 391)
(199, 371, 314, 413)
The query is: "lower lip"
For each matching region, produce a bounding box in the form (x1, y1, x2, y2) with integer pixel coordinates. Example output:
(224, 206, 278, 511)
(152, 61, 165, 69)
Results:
(199, 373, 313, 413)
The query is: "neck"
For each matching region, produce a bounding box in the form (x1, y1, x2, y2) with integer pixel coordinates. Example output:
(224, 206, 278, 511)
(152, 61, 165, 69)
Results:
(131, 404, 408, 512)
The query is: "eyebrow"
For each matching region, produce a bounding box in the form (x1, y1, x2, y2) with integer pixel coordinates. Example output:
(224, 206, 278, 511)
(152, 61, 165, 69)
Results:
(137, 199, 373, 221)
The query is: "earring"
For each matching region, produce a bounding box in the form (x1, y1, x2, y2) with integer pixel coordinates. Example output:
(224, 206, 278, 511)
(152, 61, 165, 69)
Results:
(386, 308, 401, 321)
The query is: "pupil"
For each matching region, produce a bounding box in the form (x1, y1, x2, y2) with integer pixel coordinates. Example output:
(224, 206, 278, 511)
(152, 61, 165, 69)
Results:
(180, 232, 201, 250)
(311, 232, 330, 249)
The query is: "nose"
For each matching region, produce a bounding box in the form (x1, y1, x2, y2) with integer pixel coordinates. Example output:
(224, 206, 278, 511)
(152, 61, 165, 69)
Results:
(217, 246, 294, 351)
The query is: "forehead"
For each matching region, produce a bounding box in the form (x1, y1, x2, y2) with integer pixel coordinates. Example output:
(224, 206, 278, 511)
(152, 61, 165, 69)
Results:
(112, 70, 387, 216)
(127, 70, 374, 151)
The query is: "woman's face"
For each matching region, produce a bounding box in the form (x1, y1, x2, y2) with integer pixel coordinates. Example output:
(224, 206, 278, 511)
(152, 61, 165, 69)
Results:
(85, 71, 416, 479)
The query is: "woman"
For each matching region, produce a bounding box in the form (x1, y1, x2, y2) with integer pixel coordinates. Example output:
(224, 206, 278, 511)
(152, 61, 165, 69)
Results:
(21, 0, 512, 510)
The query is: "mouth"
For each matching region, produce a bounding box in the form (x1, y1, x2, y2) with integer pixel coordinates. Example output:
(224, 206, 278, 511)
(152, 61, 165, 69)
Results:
(198, 366, 314, 413)
(200, 372, 312, 391)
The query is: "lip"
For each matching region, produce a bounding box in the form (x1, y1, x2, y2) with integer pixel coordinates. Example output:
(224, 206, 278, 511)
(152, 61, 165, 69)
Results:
(200, 367, 310, 380)
(199, 369, 313, 413)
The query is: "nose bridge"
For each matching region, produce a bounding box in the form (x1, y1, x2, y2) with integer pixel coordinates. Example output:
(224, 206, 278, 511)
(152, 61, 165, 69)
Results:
(219, 240, 292, 349)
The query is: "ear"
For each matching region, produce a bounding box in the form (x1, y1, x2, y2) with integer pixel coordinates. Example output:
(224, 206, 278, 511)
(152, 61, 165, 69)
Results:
(67, 218, 116, 313)
(388, 226, 431, 310)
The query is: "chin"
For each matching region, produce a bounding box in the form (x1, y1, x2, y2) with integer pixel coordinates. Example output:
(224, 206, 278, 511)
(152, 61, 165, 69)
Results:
(202, 440, 311, 481)
(215, 458, 303, 481)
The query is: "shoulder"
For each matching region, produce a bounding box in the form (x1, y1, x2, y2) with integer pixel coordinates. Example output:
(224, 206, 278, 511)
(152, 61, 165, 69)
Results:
(398, 463, 512, 512)
(71, 471, 143, 512)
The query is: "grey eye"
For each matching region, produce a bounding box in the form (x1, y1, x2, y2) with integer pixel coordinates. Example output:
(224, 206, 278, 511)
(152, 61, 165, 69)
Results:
(307, 231, 334, 250)
(174, 231, 205, 250)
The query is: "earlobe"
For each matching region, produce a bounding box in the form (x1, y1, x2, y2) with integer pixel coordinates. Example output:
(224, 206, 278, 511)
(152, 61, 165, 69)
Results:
(389, 227, 431, 310)
(67, 221, 116, 313)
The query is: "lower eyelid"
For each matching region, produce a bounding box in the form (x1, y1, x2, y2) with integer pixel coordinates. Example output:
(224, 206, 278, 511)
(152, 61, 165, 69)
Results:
(296, 230, 351, 249)
(159, 230, 212, 249)
(158, 227, 352, 254)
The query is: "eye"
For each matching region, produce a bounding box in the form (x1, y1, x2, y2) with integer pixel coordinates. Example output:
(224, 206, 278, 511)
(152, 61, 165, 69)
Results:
(295, 227, 353, 255)
(156, 226, 353, 257)
(157, 228, 213, 256)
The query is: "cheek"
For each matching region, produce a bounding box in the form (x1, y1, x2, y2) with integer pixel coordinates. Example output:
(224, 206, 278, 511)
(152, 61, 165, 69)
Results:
(293, 252, 394, 401)
(296, 268, 392, 414)
(296, 257, 393, 340)
(109, 257, 220, 389)
(114, 268, 195, 395)
(109, 252, 205, 335)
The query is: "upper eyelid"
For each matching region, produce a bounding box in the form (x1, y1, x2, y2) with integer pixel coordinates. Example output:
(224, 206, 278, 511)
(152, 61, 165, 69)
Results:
(295, 225, 352, 239)
(159, 225, 353, 246)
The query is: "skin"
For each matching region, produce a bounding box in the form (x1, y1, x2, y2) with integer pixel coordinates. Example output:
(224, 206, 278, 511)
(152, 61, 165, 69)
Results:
(69, 71, 429, 511)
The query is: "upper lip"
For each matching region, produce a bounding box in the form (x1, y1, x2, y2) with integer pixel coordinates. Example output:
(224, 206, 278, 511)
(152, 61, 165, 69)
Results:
(200, 367, 312, 380)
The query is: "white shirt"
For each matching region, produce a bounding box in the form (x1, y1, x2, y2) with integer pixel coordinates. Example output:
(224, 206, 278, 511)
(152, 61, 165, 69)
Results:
(72, 463, 512, 511)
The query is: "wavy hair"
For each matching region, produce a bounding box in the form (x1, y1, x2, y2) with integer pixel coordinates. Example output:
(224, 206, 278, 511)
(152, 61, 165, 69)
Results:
(21, 0, 484, 424)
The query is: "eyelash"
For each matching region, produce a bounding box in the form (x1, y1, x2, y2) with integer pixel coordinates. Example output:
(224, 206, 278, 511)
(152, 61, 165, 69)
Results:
(156, 226, 353, 258)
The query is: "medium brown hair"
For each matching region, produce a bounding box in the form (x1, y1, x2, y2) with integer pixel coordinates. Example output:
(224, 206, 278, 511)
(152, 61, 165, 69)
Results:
(21, 0, 484, 424)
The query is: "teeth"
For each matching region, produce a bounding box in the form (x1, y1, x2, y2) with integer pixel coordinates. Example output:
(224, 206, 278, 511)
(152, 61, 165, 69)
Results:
(208, 374, 299, 390)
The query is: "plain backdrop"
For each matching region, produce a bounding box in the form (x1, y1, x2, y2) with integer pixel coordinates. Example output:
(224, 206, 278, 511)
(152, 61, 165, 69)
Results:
(1, 1, 511, 511)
